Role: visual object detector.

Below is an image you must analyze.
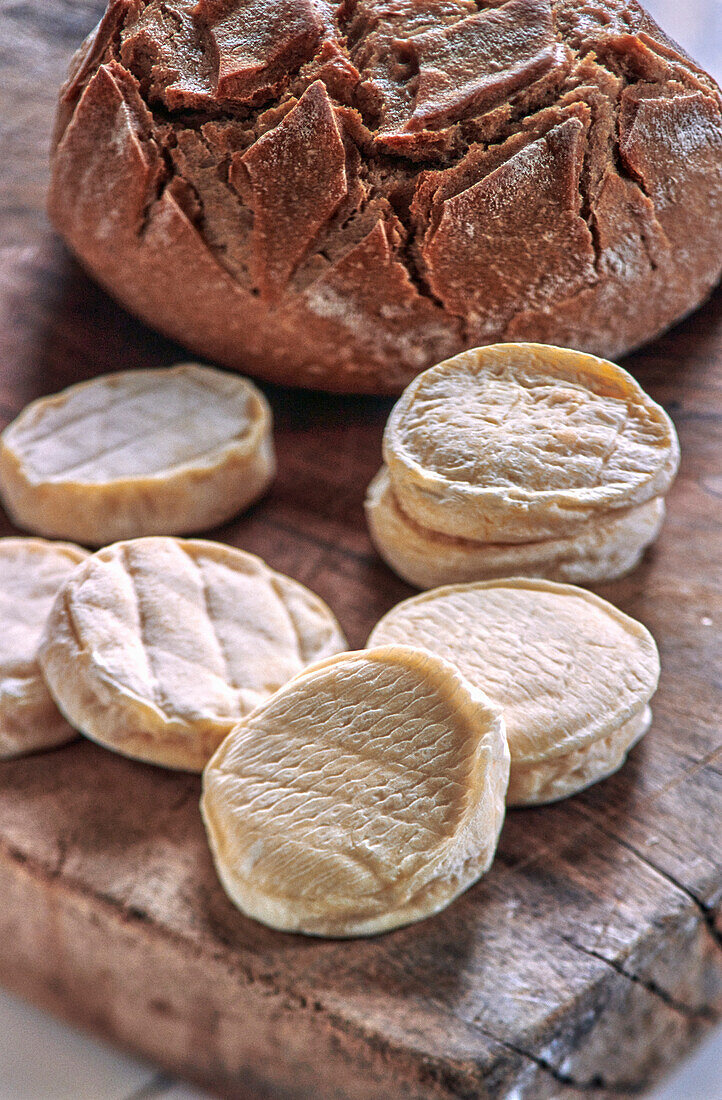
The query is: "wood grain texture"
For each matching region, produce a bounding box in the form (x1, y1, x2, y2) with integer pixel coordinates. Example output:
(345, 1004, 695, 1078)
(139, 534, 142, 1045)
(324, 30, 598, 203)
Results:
(0, 2, 721, 1097)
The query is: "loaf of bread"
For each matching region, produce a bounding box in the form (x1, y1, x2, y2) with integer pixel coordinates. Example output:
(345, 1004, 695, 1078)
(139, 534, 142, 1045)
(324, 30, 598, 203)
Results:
(49, 0, 722, 393)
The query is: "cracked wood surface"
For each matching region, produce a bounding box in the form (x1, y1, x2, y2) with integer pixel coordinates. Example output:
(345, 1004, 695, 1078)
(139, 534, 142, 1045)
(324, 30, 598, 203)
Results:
(0, 2, 721, 1098)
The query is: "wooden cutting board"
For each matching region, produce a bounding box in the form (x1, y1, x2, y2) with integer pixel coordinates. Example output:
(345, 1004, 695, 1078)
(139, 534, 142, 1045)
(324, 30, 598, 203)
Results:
(1, 3, 720, 1097)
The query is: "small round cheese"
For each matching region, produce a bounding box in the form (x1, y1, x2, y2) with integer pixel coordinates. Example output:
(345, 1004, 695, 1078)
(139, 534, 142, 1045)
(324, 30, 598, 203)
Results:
(0, 363, 275, 545)
(39, 537, 347, 772)
(202, 646, 509, 936)
(365, 465, 665, 589)
(383, 343, 679, 542)
(506, 707, 651, 806)
(368, 579, 660, 805)
(0, 538, 88, 759)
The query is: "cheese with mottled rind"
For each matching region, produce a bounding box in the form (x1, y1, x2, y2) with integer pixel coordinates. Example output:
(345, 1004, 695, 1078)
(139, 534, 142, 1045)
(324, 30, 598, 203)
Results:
(507, 706, 651, 806)
(383, 343, 679, 542)
(365, 465, 665, 589)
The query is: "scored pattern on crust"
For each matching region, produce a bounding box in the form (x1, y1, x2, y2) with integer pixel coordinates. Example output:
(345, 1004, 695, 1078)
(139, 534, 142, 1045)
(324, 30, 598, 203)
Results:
(196, 0, 325, 104)
(237, 80, 350, 297)
(49, 0, 722, 389)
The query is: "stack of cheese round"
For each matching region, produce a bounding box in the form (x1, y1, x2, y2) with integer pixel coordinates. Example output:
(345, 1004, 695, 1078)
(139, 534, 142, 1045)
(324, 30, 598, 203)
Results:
(366, 344, 680, 589)
(368, 578, 660, 807)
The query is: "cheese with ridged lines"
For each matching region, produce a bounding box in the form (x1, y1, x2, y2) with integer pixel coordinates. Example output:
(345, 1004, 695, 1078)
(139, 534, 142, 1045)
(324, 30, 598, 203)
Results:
(368, 578, 660, 806)
(202, 645, 509, 936)
(365, 465, 665, 589)
(39, 537, 347, 772)
(0, 363, 275, 545)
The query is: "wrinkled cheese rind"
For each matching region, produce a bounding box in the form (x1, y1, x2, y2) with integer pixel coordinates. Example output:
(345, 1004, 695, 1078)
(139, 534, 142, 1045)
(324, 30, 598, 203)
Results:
(39, 537, 347, 772)
(202, 645, 509, 936)
(0, 538, 88, 759)
(368, 578, 659, 765)
(507, 706, 651, 806)
(0, 363, 275, 545)
(365, 465, 665, 589)
(384, 343, 679, 542)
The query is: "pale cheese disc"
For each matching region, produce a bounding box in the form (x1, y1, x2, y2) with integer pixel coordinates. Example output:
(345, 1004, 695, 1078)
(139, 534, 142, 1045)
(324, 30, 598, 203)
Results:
(365, 466, 665, 589)
(39, 537, 347, 772)
(0, 364, 275, 545)
(507, 706, 652, 807)
(384, 344, 679, 542)
(0, 538, 88, 759)
(368, 579, 660, 802)
(202, 646, 509, 936)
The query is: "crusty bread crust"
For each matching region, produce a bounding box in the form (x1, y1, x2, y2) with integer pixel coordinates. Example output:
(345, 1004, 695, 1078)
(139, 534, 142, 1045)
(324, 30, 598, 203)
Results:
(49, 1, 722, 393)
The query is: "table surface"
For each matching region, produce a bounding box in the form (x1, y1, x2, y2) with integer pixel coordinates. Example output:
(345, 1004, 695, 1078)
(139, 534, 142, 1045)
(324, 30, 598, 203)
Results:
(0, 1, 721, 1097)
(0, 984, 719, 1100)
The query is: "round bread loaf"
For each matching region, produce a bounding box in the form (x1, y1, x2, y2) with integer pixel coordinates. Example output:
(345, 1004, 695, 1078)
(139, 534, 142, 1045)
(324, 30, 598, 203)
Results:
(49, 1, 722, 393)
